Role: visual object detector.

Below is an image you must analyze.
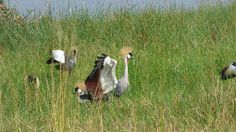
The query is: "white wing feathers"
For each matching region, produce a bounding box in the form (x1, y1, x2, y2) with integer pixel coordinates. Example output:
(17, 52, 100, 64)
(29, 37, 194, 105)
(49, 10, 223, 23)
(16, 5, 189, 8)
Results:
(51, 50, 65, 63)
(100, 56, 118, 94)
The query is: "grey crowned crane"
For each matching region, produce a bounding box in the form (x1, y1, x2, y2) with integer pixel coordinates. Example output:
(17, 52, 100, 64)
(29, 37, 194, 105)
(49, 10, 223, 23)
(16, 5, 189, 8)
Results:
(75, 53, 118, 101)
(114, 47, 133, 97)
(46, 48, 77, 75)
(221, 62, 236, 80)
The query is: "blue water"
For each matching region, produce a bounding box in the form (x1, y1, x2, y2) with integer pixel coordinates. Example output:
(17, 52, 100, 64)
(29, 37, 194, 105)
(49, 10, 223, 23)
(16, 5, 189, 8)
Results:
(5, 0, 233, 17)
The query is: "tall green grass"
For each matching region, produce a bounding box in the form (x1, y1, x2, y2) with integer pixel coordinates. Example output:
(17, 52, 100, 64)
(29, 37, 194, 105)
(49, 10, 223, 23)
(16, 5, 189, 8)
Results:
(1, 4, 236, 131)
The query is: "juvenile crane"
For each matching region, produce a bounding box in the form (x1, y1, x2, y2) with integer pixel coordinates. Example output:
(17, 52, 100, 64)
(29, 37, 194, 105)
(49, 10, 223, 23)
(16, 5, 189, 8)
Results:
(46, 47, 77, 75)
(114, 47, 133, 97)
(221, 62, 236, 80)
(75, 53, 118, 101)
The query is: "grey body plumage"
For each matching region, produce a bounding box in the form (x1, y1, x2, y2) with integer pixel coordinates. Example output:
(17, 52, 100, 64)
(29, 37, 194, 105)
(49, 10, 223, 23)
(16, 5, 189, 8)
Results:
(62, 52, 77, 75)
(114, 52, 133, 97)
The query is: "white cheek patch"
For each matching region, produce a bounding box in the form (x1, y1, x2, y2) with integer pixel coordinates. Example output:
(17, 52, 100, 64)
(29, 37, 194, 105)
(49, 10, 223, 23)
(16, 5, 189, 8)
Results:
(77, 89, 82, 94)
(127, 54, 131, 59)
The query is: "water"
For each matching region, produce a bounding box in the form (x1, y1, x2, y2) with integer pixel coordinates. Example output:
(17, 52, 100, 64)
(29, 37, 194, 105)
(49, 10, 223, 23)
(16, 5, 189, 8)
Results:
(5, 0, 233, 17)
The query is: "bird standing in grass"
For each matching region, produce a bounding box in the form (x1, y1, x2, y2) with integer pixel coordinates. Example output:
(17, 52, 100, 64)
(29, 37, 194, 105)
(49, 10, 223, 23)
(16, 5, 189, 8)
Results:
(46, 50, 65, 64)
(114, 47, 133, 97)
(221, 62, 236, 80)
(75, 53, 118, 101)
(46, 47, 77, 75)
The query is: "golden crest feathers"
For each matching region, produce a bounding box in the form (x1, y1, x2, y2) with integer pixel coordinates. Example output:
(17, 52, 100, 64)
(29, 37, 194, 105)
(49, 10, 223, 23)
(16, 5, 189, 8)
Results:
(119, 47, 132, 57)
(76, 82, 86, 91)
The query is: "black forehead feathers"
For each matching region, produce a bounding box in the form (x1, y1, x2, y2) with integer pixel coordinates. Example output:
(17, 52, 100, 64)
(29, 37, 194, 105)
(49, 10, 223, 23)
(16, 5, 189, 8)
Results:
(75, 87, 79, 91)
(128, 52, 133, 56)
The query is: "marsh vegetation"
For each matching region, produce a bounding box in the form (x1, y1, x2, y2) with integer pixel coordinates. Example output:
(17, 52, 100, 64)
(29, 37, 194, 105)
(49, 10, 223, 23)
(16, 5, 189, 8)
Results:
(0, 3, 236, 131)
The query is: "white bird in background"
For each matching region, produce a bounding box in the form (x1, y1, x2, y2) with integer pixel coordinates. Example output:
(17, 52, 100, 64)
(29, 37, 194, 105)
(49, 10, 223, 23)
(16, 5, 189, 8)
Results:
(114, 47, 133, 97)
(221, 62, 236, 80)
(46, 47, 77, 75)
(75, 53, 118, 101)
(47, 50, 65, 63)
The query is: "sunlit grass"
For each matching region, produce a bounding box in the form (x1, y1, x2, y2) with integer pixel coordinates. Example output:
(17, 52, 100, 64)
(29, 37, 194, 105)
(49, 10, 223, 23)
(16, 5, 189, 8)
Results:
(1, 4, 236, 131)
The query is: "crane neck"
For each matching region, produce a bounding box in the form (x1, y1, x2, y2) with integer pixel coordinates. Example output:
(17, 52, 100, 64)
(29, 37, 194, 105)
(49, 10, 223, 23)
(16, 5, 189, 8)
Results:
(73, 56, 77, 63)
(123, 57, 129, 79)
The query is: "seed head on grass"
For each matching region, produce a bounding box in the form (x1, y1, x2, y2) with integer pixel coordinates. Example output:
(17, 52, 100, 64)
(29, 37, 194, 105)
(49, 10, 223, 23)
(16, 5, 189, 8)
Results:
(24, 74, 40, 88)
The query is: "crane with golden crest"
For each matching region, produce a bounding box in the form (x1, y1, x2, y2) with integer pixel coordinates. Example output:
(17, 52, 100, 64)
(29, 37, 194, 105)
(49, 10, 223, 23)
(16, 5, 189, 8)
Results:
(74, 47, 133, 102)
(46, 46, 78, 75)
(114, 47, 133, 97)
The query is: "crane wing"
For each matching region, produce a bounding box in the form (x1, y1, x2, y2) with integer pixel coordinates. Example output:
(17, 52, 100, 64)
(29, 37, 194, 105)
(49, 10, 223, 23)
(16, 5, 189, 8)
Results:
(85, 54, 107, 99)
(51, 50, 65, 63)
(100, 56, 118, 94)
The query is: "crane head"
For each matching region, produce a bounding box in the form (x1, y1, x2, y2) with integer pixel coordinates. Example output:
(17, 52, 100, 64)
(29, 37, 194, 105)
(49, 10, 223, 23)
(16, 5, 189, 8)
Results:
(74, 82, 93, 102)
(74, 87, 82, 95)
(74, 82, 86, 95)
(120, 47, 132, 57)
(127, 52, 133, 59)
(70, 46, 78, 56)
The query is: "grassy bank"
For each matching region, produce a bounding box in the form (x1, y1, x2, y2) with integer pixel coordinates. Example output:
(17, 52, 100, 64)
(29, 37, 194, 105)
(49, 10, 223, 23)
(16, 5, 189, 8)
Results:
(1, 4, 236, 131)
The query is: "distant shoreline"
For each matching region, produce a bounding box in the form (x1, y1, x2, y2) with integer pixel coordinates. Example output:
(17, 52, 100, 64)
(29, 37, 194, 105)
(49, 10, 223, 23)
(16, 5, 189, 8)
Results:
(5, 0, 232, 17)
